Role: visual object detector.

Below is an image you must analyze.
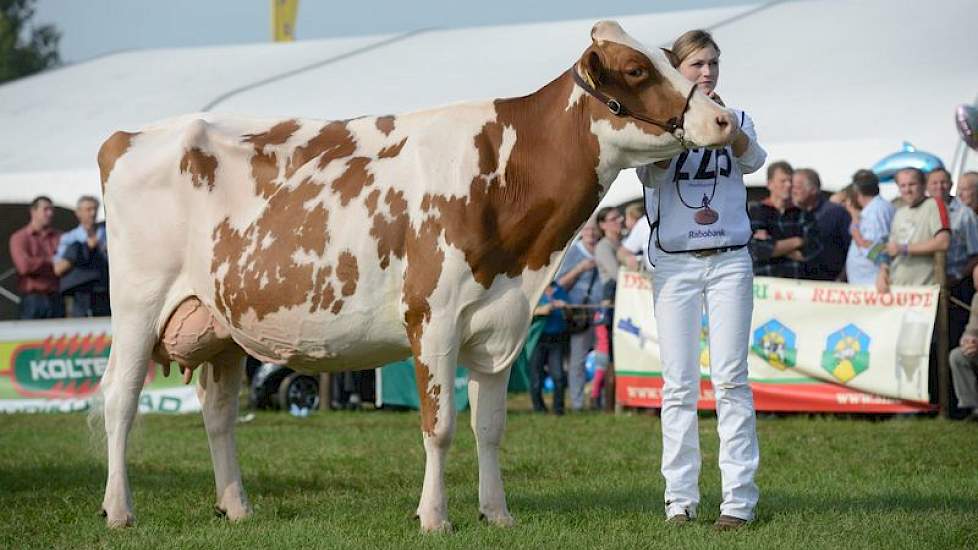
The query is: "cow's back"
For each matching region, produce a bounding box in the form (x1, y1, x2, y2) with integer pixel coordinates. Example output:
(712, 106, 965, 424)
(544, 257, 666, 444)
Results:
(100, 112, 456, 369)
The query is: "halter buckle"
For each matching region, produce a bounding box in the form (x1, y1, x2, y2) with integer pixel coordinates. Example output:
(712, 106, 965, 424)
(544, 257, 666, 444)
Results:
(606, 99, 623, 116)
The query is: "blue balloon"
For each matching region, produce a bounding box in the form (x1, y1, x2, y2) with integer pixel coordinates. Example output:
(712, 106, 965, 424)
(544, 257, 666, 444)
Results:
(584, 351, 597, 382)
(543, 376, 553, 393)
(872, 142, 944, 183)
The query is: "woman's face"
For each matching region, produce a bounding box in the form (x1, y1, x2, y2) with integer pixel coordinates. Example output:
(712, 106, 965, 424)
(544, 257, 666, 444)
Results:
(678, 45, 720, 95)
(599, 211, 624, 239)
(580, 224, 599, 246)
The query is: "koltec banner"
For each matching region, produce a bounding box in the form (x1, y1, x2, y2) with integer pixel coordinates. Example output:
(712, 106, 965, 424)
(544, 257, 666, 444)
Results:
(614, 270, 937, 413)
(0, 317, 200, 414)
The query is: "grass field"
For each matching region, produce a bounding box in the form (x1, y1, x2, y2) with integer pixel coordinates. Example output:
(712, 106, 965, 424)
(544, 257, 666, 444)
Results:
(1, 401, 976, 549)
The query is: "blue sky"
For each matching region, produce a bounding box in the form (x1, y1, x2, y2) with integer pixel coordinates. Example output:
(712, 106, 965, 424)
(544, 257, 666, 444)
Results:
(35, 0, 752, 63)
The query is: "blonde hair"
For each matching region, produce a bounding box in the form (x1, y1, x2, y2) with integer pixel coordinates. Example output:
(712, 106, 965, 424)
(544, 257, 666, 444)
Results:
(668, 30, 721, 68)
(625, 203, 645, 222)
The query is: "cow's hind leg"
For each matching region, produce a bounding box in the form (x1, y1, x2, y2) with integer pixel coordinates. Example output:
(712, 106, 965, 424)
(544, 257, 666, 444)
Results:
(197, 350, 252, 521)
(100, 319, 156, 527)
(468, 367, 515, 526)
(412, 352, 459, 533)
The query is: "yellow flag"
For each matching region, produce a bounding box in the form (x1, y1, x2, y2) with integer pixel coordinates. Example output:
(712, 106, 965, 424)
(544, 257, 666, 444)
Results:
(272, 0, 299, 42)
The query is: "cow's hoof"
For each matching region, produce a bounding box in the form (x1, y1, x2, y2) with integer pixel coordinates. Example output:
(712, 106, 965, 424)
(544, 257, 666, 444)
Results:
(215, 502, 252, 522)
(479, 511, 516, 528)
(419, 519, 453, 534)
(104, 510, 135, 528)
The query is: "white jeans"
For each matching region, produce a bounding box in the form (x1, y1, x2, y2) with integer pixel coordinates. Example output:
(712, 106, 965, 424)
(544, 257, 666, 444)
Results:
(652, 247, 759, 521)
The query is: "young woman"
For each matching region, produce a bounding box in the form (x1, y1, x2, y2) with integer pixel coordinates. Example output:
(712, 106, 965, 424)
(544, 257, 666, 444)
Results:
(637, 30, 767, 530)
(555, 219, 600, 412)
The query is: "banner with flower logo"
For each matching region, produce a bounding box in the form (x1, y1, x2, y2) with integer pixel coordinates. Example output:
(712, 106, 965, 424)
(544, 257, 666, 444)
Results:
(614, 271, 938, 412)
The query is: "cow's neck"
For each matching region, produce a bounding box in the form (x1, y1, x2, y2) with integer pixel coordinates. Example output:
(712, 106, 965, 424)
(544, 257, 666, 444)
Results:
(491, 69, 610, 247)
(431, 71, 619, 292)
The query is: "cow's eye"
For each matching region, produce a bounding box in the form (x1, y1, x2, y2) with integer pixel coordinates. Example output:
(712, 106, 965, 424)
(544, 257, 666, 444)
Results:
(626, 68, 645, 78)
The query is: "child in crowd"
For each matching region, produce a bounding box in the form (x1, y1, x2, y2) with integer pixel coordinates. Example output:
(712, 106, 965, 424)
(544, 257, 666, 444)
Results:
(589, 280, 616, 409)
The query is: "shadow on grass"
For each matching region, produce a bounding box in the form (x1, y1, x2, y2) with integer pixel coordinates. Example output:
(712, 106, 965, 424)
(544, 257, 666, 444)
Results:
(0, 462, 222, 492)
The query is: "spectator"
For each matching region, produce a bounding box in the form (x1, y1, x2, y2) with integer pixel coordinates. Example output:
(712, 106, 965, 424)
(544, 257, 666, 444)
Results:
(619, 212, 653, 272)
(927, 168, 978, 284)
(748, 160, 822, 278)
(589, 279, 616, 410)
(8, 196, 64, 319)
(590, 207, 624, 411)
(594, 206, 624, 284)
(876, 167, 950, 293)
(54, 195, 110, 317)
(957, 171, 978, 214)
(528, 282, 569, 415)
(624, 203, 645, 233)
(926, 168, 978, 348)
(555, 220, 600, 412)
(792, 168, 851, 280)
(843, 171, 896, 285)
(949, 291, 978, 421)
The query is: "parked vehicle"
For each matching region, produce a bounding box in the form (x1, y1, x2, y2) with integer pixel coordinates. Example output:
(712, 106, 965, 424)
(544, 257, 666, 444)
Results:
(249, 363, 320, 411)
(247, 360, 377, 411)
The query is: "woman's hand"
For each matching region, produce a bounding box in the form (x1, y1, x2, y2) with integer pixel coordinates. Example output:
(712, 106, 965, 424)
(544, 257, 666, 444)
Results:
(961, 334, 978, 357)
(875, 265, 891, 294)
(731, 128, 750, 157)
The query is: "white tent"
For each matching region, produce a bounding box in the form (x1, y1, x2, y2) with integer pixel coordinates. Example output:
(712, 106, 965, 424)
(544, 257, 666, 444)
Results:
(1, 0, 976, 211)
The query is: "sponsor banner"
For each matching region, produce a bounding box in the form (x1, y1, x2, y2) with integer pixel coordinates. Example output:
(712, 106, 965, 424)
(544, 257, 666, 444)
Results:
(0, 317, 200, 414)
(616, 375, 929, 413)
(614, 270, 937, 412)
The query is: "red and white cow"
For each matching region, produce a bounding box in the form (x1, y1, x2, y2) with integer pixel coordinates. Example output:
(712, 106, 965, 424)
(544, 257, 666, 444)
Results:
(96, 21, 737, 531)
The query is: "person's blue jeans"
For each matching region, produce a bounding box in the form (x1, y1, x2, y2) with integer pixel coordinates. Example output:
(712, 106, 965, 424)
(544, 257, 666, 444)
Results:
(529, 334, 566, 414)
(67, 291, 111, 318)
(20, 292, 65, 319)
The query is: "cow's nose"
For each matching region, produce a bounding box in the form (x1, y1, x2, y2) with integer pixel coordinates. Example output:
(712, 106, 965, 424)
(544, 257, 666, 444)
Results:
(716, 112, 738, 142)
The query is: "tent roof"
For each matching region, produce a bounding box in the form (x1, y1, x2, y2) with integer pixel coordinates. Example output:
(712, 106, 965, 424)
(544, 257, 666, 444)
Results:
(1, 0, 976, 210)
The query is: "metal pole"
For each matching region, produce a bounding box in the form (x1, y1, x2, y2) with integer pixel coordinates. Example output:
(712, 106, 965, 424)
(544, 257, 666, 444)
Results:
(935, 251, 950, 418)
(319, 373, 331, 411)
(603, 361, 616, 413)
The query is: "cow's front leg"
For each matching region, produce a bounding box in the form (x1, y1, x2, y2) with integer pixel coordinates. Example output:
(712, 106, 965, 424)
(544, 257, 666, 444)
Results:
(197, 351, 252, 522)
(468, 367, 515, 527)
(412, 352, 458, 533)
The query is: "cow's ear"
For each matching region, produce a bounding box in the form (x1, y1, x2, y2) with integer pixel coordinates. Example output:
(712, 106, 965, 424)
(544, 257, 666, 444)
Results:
(584, 48, 605, 86)
(661, 48, 679, 69)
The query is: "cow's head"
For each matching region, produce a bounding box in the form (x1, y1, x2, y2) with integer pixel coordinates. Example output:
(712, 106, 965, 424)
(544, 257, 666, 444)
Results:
(575, 21, 738, 165)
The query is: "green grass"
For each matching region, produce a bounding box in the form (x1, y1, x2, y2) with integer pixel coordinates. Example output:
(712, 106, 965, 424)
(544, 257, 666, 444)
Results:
(1, 401, 976, 549)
